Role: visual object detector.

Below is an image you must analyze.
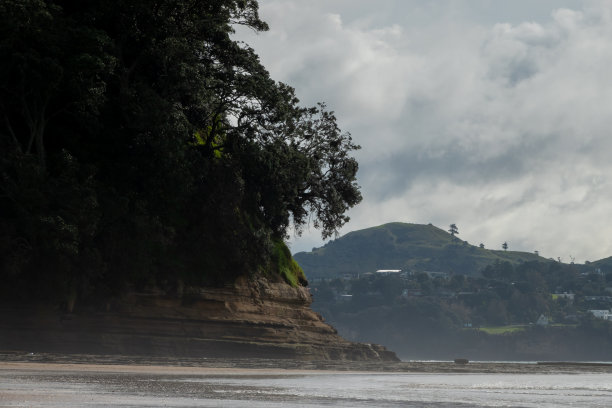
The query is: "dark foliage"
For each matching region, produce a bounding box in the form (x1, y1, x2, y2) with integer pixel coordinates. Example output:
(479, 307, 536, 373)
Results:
(0, 0, 361, 304)
(311, 260, 612, 360)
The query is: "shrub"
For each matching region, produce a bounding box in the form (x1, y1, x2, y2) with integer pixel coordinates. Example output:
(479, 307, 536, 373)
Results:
(272, 240, 307, 287)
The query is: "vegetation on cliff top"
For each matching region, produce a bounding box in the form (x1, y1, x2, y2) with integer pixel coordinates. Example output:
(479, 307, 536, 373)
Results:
(0, 0, 361, 302)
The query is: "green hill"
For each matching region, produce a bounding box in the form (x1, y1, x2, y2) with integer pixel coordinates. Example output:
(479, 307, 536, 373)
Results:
(294, 222, 544, 278)
(591, 256, 612, 273)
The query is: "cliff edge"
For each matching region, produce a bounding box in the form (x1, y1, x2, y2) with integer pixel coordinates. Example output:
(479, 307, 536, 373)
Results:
(0, 276, 398, 362)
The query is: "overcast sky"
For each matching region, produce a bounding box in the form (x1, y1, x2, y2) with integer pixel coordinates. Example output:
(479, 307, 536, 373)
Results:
(237, 0, 612, 263)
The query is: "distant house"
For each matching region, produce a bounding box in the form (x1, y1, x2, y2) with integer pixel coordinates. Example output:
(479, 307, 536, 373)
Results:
(376, 269, 401, 275)
(401, 289, 422, 298)
(536, 314, 549, 326)
(424, 271, 449, 279)
(588, 309, 612, 320)
(584, 296, 612, 302)
(552, 292, 575, 302)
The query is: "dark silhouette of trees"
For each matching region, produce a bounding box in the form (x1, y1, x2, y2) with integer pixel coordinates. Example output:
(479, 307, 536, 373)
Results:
(448, 224, 458, 236)
(0, 0, 361, 303)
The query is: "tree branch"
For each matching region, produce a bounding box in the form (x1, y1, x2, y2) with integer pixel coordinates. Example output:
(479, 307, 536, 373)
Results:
(3, 114, 23, 154)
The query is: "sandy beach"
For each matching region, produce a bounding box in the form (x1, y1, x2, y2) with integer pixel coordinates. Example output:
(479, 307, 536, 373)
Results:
(2, 355, 612, 408)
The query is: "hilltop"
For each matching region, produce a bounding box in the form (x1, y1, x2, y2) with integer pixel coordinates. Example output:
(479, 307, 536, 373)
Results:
(294, 222, 544, 278)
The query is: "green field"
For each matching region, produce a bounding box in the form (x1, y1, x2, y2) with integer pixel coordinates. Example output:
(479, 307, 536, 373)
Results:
(478, 325, 527, 335)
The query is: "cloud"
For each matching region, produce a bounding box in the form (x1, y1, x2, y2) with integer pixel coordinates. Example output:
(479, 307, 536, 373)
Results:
(238, 1, 612, 263)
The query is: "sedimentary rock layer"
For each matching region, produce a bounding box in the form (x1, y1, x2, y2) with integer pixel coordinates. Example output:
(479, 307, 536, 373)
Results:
(0, 276, 398, 361)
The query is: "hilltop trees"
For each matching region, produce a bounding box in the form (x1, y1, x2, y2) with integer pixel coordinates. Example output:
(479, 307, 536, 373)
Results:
(448, 224, 458, 236)
(0, 0, 361, 302)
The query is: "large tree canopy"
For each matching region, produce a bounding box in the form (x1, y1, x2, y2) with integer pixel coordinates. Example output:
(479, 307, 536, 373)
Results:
(0, 0, 361, 303)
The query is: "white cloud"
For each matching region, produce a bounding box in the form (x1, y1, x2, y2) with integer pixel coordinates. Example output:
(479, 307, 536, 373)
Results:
(239, 0, 612, 263)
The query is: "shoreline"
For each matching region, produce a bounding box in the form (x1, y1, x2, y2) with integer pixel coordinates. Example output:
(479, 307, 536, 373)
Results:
(2, 352, 611, 374)
(3, 356, 611, 408)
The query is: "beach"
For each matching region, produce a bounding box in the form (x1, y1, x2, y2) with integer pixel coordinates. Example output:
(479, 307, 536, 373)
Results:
(1, 353, 612, 407)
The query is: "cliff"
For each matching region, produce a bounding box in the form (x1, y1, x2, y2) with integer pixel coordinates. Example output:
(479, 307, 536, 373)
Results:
(0, 276, 398, 362)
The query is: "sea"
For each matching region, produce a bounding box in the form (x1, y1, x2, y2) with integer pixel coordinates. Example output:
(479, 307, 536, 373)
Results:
(1, 364, 612, 407)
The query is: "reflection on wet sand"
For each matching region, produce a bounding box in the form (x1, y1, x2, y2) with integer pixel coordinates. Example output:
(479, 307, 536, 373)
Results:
(1, 356, 612, 408)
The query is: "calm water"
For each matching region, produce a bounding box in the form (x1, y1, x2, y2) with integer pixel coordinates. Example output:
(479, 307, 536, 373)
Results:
(1, 369, 612, 407)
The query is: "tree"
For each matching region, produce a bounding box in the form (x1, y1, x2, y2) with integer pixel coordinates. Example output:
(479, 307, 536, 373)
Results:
(1, 0, 362, 302)
(502, 242, 508, 251)
(0, 0, 115, 171)
(449, 274, 466, 291)
(448, 224, 458, 236)
(479, 243, 485, 249)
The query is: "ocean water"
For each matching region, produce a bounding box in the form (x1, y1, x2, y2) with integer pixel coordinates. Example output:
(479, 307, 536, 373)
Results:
(2, 368, 612, 407)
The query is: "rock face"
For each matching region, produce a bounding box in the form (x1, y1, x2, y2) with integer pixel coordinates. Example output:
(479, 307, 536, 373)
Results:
(0, 276, 398, 361)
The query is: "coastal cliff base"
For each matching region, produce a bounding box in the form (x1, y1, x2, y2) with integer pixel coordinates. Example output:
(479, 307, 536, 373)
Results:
(0, 276, 398, 362)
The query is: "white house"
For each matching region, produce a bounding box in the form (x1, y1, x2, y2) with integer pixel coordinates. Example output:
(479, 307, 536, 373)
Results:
(588, 309, 612, 320)
(376, 269, 401, 275)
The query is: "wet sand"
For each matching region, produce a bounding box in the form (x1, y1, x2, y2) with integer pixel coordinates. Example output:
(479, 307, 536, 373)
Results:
(2, 355, 611, 408)
(1, 351, 611, 374)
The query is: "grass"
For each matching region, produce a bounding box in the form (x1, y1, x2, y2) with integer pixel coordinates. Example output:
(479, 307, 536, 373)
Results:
(477, 323, 577, 334)
(478, 325, 527, 335)
(273, 239, 307, 287)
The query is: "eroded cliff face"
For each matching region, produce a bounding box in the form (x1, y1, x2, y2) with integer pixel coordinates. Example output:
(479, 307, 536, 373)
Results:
(0, 276, 398, 361)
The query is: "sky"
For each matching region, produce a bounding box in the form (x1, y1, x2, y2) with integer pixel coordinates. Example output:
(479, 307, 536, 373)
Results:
(236, 0, 612, 263)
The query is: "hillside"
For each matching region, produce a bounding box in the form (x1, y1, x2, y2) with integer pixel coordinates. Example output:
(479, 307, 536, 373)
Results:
(591, 256, 612, 273)
(294, 222, 544, 278)
(303, 226, 612, 361)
